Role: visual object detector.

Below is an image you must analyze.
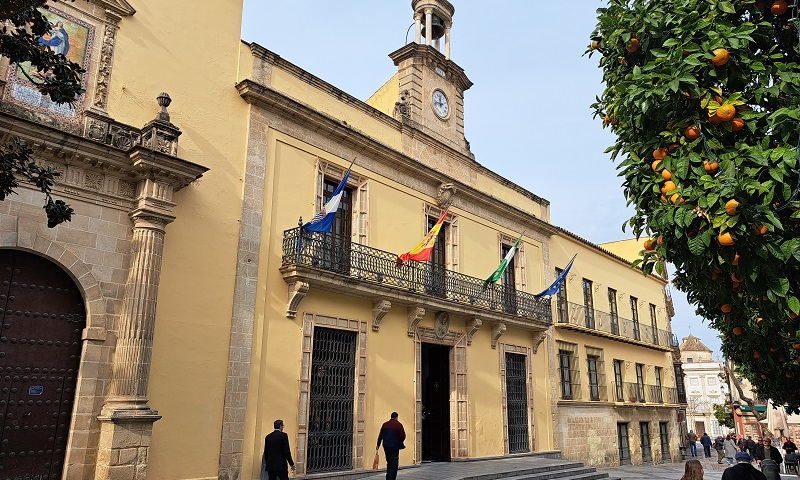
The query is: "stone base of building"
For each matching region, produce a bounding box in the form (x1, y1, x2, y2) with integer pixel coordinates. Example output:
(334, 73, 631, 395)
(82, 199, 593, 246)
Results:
(93, 409, 160, 480)
(555, 403, 681, 467)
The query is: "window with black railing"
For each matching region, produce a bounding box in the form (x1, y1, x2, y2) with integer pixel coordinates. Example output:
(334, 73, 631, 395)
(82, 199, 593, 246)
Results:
(674, 364, 687, 404)
(281, 227, 552, 323)
(618, 423, 631, 465)
(613, 360, 624, 401)
(649, 303, 659, 345)
(635, 363, 645, 401)
(608, 288, 619, 335)
(583, 278, 595, 329)
(630, 297, 641, 340)
(501, 242, 518, 315)
(553, 300, 673, 348)
(654, 367, 664, 403)
(555, 268, 568, 323)
(588, 355, 601, 401)
(559, 349, 574, 400)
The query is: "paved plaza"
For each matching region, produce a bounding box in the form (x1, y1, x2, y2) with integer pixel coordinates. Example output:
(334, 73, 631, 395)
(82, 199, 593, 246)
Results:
(600, 456, 800, 480)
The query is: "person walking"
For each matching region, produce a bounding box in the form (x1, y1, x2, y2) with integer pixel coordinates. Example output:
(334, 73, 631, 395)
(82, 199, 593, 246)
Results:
(376, 412, 406, 480)
(783, 436, 797, 455)
(701, 432, 713, 458)
(263, 419, 295, 480)
(715, 435, 726, 464)
(680, 459, 704, 480)
(724, 434, 739, 465)
(747, 436, 757, 456)
(688, 431, 698, 457)
(722, 452, 767, 480)
(753, 437, 783, 465)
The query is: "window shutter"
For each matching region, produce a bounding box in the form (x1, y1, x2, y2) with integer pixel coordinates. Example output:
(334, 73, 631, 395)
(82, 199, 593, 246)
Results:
(447, 218, 459, 272)
(353, 181, 369, 245)
(514, 241, 527, 292)
(314, 160, 326, 212)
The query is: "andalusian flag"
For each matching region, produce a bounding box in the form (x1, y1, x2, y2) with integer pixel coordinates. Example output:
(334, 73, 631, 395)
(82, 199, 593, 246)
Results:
(396, 209, 448, 266)
(483, 234, 522, 290)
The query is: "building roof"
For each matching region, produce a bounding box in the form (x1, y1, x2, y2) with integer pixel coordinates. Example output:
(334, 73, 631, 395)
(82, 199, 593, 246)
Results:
(680, 335, 712, 352)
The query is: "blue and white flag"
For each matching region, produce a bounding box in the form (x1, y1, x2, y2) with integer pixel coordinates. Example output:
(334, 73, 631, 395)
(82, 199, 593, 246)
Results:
(303, 167, 351, 233)
(534, 254, 577, 298)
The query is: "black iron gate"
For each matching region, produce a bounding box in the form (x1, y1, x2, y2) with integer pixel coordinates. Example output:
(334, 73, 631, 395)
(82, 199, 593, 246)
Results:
(505, 353, 529, 453)
(0, 250, 85, 480)
(307, 327, 357, 473)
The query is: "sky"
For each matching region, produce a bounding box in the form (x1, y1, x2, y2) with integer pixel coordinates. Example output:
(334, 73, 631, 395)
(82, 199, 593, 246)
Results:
(240, 1, 722, 355)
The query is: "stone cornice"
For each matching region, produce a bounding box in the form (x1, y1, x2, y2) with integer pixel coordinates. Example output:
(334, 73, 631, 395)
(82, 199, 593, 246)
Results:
(243, 42, 548, 208)
(388, 43, 473, 92)
(237, 79, 558, 237)
(0, 112, 208, 191)
(89, 0, 136, 17)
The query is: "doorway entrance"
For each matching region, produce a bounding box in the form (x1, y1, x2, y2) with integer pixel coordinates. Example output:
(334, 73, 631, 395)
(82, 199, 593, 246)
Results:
(421, 343, 450, 462)
(0, 250, 85, 480)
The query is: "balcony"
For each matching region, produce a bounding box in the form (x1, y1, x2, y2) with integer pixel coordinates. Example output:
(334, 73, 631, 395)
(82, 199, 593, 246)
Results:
(613, 382, 680, 405)
(554, 300, 673, 351)
(279, 228, 552, 337)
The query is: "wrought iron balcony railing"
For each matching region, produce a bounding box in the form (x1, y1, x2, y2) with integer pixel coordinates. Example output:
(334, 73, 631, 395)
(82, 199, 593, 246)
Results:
(281, 228, 552, 323)
(555, 300, 673, 349)
(613, 382, 679, 404)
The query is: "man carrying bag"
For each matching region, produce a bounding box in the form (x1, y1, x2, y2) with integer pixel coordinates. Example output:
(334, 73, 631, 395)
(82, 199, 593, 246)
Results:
(376, 412, 406, 480)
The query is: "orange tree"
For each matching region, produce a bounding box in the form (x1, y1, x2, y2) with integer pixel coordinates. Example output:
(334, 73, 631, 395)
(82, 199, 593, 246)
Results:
(589, 0, 800, 410)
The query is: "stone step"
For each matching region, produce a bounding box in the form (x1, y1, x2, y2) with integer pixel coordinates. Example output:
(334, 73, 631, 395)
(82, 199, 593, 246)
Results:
(478, 466, 607, 480)
(464, 463, 591, 480)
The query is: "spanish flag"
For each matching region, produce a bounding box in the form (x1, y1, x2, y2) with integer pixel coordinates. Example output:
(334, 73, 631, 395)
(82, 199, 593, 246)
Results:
(396, 209, 448, 266)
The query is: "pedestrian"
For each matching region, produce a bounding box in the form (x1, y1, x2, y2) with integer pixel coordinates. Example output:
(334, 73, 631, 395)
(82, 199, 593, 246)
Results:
(783, 436, 797, 455)
(263, 419, 295, 480)
(715, 435, 726, 464)
(688, 431, 698, 457)
(376, 412, 406, 480)
(747, 436, 757, 456)
(724, 433, 739, 465)
(701, 432, 713, 458)
(753, 437, 783, 465)
(680, 459, 704, 480)
(722, 452, 767, 480)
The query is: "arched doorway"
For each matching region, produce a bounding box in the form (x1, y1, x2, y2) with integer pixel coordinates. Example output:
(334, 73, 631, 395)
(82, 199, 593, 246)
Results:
(0, 249, 86, 479)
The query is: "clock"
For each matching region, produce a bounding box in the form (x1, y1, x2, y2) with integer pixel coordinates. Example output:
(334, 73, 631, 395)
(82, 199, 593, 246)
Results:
(432, 89, 449, 119)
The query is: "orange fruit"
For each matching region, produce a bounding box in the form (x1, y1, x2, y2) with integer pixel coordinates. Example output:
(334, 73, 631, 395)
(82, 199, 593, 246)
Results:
(661, 169, 673, 181)
(591, 39, 602, 50)
(603, 115, 618, 126)
(772, 0, 789, 15)
(670, 193, 685, 205)
(753, 350, 761, 359)
(685, 126, 701, 140)
(725, 199, 740, 215)
(704, 161, 719, 174)
(733, 326, 744, 336)
(756, 316, 763, 324)
(793, 343, 800, 350)
(790, 311, 799, 319)
(718, 232, 735, 246)
(653, 148, 668, 161)
(661, 181, 677, 193)
(731, 117, 745, 132)
(667, 143, 680, 153)
(709, 113, 724, 124)
(657, 235, 664, 246)
(756, 225, 768, 235)
(717, 104, 736, 121)
(660, 194, 668, 204)
(626, 36, 640, 52)
(651, 160, 662, 172)
(732, 252, 741, 265)
(711, 48, 730, 66)
(644, 239, 656, 251)
(721, 304, 733, 313)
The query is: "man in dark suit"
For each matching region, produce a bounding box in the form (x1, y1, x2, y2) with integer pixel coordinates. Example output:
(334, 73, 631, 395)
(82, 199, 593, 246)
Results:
(377, 412, 406, 480)
(264, 419, 295, 480)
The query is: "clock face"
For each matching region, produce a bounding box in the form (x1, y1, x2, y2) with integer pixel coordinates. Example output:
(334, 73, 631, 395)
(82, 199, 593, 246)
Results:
(432, 89, 449, 119)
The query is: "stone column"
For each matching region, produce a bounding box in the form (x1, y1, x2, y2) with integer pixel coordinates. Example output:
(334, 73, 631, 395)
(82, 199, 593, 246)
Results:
(425, 8, 433, 46)
(414, 12, 422, 44)
(95, 179, 175, 480)
(444, 23, 452, 59)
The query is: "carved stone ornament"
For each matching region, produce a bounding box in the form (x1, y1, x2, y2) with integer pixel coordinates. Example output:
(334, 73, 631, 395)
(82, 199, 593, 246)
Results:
(371, 300, 392, 332)
(407, 306, 425, 336)
(434, 311, 450, 339)
(531, 329, 548, 354)
(466, 317, 482, 345)
(593, 283, 600, 293)
(395, 89, 410, 119)
(436, 182, 456, 209)
(92, 23, 118, 110)
(286, 281, 309, 318)
(491, 323, 506, 349)
(568, 273, 577, 285)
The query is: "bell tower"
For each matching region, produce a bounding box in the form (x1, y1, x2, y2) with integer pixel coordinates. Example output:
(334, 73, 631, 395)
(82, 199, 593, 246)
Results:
(390, 0, 472, 154)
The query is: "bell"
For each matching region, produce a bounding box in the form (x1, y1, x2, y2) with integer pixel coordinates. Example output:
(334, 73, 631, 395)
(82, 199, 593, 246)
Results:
(421, 14, 445, 40)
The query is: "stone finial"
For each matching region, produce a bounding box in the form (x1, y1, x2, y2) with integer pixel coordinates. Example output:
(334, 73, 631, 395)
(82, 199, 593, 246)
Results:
(156, 92, 172, 122)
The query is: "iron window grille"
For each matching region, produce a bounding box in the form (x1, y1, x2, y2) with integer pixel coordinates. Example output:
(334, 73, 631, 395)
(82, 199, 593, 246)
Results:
(555, 268, 568, 323)
(505, 353, 530, 454)
(583, 278, 595, 329)
(500, 243, 518, 315)
(588, 355, 601, 401)
(630, 297, 641, 340)
(649, 303, 659, 345)
(557, 343, 581, 400)
(674, 364, 687, 404)
(618, 423, 631, 465)
(306, 327, 357, 473)
(640, 422, 652, 463)
(654, 367, 664, 403)
(554, 300, 673, 348)
(613, 360, 624, 401)
(282, 227, 552, 323)
(608, 288, 619, 335)
(660, 422, 671, 461)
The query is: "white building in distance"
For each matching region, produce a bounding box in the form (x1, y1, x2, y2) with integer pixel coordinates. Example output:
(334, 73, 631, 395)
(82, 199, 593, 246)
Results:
(680, 335, 729, 437)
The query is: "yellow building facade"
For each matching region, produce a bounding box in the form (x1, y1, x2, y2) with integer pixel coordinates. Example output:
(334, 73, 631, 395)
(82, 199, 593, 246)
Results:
(0, 1, 684, 479)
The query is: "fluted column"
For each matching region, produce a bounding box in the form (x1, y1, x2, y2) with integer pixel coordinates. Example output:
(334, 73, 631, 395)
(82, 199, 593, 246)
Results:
(425, 8, 433, 46)
(414, 12, 422, 43)
(444, 23, 451, 59)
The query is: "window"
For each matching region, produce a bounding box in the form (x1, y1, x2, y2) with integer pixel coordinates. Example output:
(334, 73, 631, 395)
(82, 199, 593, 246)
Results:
(630, 297, 641, 340)
(500, 242, 517, 314)
(558, 342, 579, 400)
(654, 367, 663, 403)
(555, 268, 568, 323)
(649, 303, 659, 344)
(618, 423, 631, 465)
(426, 214, 447, 297)
(686, 357, 693, 363)
(583, 279, 595, 329)
(318, 178, 354, 274)
(635, 363, 645, 402)
(586, 348, 606, 401)
(613, 360, 624, 401)
(608, 288, 619, 335)
(660, 422, 671, 461)
(640, 422, 652, 463)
